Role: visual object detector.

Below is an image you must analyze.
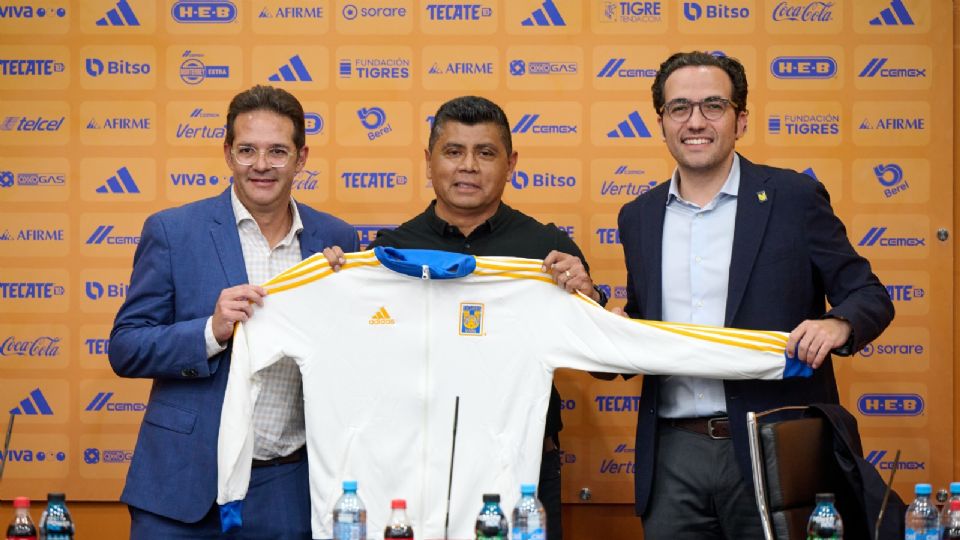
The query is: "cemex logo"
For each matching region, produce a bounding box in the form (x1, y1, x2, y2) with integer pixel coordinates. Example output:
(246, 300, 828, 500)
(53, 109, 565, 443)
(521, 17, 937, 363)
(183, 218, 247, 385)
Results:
(682, 1, 750, 21)
(86, 225, 140, 245)
(865, 450, 925, 470)
(607, 111, 651, 138)
(9, 388, 53, 415)
(858, 227, 925, 247)
(95, 0, 140, 26)
(0, 5, 67, 18)
(171, 1, 237, 23)
(858, 58, 926, 78)
(868, 0, 914, 26)
(770, 56, 836, 79)
(596, 58, 656, 79)
(512, 114, 577, 135)
(85, 391, 146, 412)
(521, 0, 566, 26)
(268, 55, 313, 82)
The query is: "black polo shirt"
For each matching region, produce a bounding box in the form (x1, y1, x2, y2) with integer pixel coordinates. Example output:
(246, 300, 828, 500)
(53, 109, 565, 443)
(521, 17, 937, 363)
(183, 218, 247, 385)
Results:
(370, 200, 602, 439)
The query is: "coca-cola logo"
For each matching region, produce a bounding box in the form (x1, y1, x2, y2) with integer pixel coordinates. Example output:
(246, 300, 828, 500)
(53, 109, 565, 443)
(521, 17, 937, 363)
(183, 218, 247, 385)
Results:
(0, 336, 61, 357)
(771, 1, 834, 22)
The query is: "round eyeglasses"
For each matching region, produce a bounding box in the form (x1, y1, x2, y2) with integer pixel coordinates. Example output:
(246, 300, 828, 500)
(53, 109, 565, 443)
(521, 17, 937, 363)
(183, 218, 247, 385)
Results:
(660, 98, 737, 122)
(231, 145, 295, 168)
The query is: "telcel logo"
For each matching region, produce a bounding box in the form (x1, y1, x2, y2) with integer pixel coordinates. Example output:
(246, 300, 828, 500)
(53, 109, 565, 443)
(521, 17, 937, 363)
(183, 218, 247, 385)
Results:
(857, 393, 924, 416)
(770, 56, 836, 79)
(865, 450, 925, 470)
(171, 0, 236, 23)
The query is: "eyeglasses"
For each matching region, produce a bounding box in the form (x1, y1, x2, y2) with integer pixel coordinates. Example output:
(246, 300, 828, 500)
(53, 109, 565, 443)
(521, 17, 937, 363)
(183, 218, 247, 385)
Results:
(659, 97, 737, 122)
(231, 145, 295, 168)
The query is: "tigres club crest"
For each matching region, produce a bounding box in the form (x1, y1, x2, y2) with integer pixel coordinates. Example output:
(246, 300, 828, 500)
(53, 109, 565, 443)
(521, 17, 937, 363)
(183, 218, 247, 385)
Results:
(459, 302, 484, 336)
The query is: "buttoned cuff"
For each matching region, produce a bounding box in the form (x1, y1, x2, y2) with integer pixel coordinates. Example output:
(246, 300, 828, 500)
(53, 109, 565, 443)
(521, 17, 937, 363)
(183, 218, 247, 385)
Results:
(205, 317, 228, 358)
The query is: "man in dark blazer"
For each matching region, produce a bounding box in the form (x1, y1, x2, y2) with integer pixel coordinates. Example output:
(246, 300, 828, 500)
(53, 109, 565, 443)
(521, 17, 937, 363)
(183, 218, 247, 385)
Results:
(618, 52, 894, 539)
(109, 85, 358, 538)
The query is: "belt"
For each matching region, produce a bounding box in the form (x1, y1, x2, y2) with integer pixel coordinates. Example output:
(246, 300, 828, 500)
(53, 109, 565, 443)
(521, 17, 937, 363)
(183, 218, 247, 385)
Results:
(252, 446, 305, 468)
(664, 416, 731, 440)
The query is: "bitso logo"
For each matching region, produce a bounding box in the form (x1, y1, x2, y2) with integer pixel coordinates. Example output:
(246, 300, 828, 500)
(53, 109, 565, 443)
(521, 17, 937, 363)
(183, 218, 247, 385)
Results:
(268, 54, 313, 82)
(84, 280, 129, 301)
(682, 1, 750, 21)
(368, 306, 395, 325)
(868, 0, 913, 26)
(179, 50, 230, 84)
(95, 0, 140, 26)
(171, 0, 237, 23)
(9, 387, 53, 415)
(607, 111, 651, 138)
(84, 57, 150, 77)
(510, 169, 576, 190)
(521, 0, 566, 26)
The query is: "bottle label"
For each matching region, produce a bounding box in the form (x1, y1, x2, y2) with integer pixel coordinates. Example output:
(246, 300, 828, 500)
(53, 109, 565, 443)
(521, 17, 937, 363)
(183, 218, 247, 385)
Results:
(477, 535, 505, 540)
(6, 536, 37, 540)
(905, 529, 941, 540)
(806, 536, 840, 540)
(511, 527, 546, 540)
(333, 523, 365, 540)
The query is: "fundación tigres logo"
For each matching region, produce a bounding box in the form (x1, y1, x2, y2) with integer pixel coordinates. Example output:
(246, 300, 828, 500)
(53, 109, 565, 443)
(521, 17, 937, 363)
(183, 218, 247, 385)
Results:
(459, 302, 484, 336)
(369, 306, 395, 325)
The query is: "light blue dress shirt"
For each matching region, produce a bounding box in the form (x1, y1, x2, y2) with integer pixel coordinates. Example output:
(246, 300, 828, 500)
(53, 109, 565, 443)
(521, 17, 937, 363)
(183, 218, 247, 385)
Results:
(658, 154, 740, 419)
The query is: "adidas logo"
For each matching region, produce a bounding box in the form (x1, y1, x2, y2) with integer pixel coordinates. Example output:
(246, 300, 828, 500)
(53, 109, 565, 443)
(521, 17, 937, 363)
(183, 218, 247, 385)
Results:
(606, 111, 651, 138)
(521, 0, 566, 26)
(95, 0, 140, 26)
(268, 55, 313, 82)
(10, 388, 53, 416)
(868, 0, 914, 26)
(368, 306, 395, 325)
(96, 166, 140, 194)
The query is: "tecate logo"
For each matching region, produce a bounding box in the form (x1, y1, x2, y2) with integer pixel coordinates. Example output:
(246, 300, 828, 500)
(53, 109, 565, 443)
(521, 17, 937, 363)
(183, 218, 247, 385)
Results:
(425, 4, 492, 20)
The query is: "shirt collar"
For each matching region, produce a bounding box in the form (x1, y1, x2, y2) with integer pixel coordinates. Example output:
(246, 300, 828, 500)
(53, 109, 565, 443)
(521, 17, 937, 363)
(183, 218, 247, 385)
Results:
(666, 153, 741, 208)
(230, 186, 303, 246)
(424, 200, 512, 238)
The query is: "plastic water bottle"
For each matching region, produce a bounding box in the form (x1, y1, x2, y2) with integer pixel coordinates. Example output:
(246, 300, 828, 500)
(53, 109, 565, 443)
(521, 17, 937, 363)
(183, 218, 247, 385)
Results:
(475, 493, 507, 540)
(38, 493, 73, 540)
(905, 483, 940, 540)
(511, 484, 547, 540)
(806, 493, 843, 539)
(943, 499, 960, 539)
(6, 497, 37, 540)
(383, 499, 414, 539)
(332, 480, 366, 540)
(941, 483, 960, 532)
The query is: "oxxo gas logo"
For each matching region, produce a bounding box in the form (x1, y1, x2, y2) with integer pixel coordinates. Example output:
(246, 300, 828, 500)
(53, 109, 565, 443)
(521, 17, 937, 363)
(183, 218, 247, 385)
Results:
(84, 447, 133, 464)
(857, 394, 923, 416)
(865, 449, 925, 470)
(171, 0, 237, 23)
(770, 56, 836, 79)
(509, 59, 578, 77)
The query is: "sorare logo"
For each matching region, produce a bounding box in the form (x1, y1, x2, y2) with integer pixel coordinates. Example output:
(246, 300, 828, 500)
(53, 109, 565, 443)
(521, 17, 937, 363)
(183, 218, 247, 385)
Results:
(859, 340, 924, 358)
(341, 4, 408, 21)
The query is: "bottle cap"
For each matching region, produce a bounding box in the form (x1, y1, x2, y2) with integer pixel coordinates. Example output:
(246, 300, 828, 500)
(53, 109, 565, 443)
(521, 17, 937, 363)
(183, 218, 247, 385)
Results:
(47, 492, 66, 503)
(13, 496, 30, 508)
(915, 483, 932, 495)
(951, 482, 960, 495)
(343, 480, 358, 492)
(391, 499, 406, 509)
(951, 500, 960, 511)
(520, 484, 536, 496)
(482, 493, 500, 503)
(815, 493, 835, 503)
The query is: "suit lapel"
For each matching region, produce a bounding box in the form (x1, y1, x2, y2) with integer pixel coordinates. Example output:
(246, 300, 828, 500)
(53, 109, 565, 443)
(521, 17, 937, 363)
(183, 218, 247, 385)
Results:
(642, 184, 669, 320)
(210, 189, 249, 287)
(725, 156, 774, 325)
(296, 204, 326, 258)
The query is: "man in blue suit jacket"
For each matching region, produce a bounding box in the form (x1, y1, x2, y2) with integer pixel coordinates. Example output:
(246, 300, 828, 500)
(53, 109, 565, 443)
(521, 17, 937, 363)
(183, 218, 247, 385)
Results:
(618, 52, 894, 539)
(110, 85, 359, 538)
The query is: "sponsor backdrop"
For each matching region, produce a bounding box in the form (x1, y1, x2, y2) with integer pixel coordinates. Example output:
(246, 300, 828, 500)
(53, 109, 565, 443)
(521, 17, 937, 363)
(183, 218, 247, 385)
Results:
(0, 0, 954, 508)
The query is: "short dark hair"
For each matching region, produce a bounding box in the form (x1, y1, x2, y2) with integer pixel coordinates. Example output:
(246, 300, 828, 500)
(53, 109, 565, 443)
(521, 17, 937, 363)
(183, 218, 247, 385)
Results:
(429, 96, 513, 154)
(651, 51, 748, 115)
(225, 85, 306, 149)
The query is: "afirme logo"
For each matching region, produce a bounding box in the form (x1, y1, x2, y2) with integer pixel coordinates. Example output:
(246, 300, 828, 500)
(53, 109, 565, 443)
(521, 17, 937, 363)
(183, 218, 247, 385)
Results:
(9, 387, 53, 415)
(95, 0, 140, 26)
(607, 111, 651, 138)
(521, 0, 566, 26)
(258, 5, 324, 19)
(268, 54, 313, 82)
(171, 0, 237, 23)
(868, 0, 913, 26)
